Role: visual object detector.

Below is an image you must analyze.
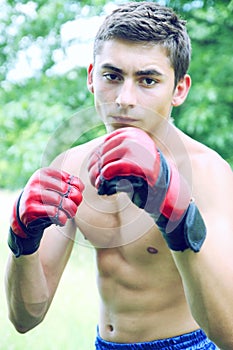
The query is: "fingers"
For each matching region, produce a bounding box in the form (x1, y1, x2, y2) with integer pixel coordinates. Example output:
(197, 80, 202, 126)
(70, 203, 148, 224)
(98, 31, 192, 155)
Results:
(88, 128, 158, 190)
(87, 130, 138, 187)
(33, 168, 84, 195)
(20, 168, 85, 228)
(88, 145, 130, 187)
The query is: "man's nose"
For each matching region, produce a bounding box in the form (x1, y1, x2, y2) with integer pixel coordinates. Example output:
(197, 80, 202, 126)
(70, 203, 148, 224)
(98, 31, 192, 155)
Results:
(115, 80, 137, 109)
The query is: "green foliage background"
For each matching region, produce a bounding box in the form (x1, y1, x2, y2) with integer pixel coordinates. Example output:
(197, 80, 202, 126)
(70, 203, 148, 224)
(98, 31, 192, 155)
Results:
(0, 0, 232, 190)
(0, 1, 232, 348)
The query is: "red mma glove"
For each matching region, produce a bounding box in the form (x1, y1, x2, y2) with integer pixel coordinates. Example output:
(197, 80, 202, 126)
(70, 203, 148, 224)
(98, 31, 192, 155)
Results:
(88, 127, 206, 252)
(8, 168, 84, 257)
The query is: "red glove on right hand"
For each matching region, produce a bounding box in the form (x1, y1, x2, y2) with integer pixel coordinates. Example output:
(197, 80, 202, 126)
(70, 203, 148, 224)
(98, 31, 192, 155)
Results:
(8, 167, 84, 257)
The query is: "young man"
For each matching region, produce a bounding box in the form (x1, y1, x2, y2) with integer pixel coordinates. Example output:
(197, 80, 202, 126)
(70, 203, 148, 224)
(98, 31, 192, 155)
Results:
(5, 2, 233, 349)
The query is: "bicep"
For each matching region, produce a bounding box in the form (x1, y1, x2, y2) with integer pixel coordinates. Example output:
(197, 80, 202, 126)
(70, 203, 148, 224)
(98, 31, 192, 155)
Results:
(198, 162, 233, 255)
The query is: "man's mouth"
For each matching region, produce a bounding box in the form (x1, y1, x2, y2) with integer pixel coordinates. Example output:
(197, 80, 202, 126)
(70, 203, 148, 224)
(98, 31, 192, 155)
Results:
(110, 116, 138, 124)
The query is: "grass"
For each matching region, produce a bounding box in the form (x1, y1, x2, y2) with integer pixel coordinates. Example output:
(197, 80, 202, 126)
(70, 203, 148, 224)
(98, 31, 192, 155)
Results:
(0, 190, 98, 350)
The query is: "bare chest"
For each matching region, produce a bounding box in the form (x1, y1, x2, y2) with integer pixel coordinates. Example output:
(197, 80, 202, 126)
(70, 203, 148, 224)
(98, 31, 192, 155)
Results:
(72, 155, 183, 306)
(76, 184, 153, 244)
(74, 185, 175, 268)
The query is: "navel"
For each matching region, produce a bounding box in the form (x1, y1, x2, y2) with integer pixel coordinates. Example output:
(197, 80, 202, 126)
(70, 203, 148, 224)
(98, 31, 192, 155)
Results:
(107, 324, 114, 332)
(147, 246, 158, 254)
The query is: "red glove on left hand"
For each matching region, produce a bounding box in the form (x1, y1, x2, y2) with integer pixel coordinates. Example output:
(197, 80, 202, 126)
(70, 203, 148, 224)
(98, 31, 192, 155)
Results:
(88, 127, 206, 253)
(88, 127, 188, 221)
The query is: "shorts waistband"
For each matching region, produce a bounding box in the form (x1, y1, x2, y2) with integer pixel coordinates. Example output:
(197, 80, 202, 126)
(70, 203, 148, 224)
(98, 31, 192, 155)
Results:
(95, 328, 218, 349)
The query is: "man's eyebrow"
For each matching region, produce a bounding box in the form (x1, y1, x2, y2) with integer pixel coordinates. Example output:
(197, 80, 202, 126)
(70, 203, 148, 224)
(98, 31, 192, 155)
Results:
(100, 64, 164, 77)
(100, 64, 123, 74)
(135, 69, 163, 76)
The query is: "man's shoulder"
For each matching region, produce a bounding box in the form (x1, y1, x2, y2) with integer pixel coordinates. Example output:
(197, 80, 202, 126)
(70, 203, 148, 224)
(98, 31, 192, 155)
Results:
(174, 129, 232, 188)
(189, 138, 230, 173)
(178, 129, 229, 169)
(71, 135, 106, 154)
(183, 134, 233, 198)
(50, 134, 106, 173)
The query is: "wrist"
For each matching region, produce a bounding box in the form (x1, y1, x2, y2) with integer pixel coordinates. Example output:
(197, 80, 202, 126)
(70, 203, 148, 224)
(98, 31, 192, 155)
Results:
(156, 201, 206, 253)
(8, 227, 43, 258)
(9, 192, 44, 258)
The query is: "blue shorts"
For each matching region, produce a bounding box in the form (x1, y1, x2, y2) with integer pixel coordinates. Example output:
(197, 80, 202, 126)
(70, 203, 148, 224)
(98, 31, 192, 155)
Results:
(95, 328, 219, 349)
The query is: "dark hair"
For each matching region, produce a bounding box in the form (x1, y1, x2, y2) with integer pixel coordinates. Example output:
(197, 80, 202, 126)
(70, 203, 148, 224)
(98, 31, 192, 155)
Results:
(94, 1, 191, 86)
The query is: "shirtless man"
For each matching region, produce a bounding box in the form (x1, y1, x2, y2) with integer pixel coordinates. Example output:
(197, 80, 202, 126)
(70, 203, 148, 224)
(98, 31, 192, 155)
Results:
(5, 2, 233, 349)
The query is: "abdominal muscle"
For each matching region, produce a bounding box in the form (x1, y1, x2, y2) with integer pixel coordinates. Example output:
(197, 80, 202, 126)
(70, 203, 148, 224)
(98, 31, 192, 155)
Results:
(95, 240, 199, 343)
(76, 191, 199, 343)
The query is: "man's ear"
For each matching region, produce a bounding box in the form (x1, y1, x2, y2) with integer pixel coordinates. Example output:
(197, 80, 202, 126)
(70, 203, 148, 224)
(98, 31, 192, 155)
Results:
(172, 74, 191, 107)
(87, 63, 94, 94)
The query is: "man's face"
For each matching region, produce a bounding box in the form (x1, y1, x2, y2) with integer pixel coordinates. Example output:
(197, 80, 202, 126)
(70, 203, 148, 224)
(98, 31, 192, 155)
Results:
(88, 39, 188, 134)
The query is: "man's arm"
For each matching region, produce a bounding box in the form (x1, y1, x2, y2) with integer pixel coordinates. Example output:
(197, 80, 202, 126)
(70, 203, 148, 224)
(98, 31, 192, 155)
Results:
(171, 158, 233, 349)
(88, 127, 233, 348)
(5, 167, 84, 333)
(5, 221, 76, 333)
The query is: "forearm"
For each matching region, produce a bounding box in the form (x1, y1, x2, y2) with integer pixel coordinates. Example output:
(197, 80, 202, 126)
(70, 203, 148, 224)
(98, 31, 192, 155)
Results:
(5, 252, 50, 333)
(5, 166, 83, 332)
(6, 221, 76, 333)
(172, 249, 233, 349)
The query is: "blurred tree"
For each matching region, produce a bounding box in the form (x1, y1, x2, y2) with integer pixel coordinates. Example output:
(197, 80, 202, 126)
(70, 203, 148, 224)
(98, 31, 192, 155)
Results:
(0, 68, 96, 187)
(172, 0, 233, 167)
(0, 0, 108, 188)
(0, 0, 232, 189)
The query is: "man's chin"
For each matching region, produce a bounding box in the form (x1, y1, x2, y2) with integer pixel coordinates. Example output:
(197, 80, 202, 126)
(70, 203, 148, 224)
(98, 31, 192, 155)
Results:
(105, 120, 141, 132)
(106, 123, 136, 132)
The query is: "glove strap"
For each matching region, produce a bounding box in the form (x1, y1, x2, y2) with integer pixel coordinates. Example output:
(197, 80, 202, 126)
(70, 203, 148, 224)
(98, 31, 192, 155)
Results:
(8, 192, 44, 258)
(8, 227, 42, 258)
(156, 201, 206, 253)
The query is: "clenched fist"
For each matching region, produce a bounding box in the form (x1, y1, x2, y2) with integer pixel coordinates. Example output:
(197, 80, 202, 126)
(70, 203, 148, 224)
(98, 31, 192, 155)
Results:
(9, 167, 84, 257)
(88, 127, 206, 253)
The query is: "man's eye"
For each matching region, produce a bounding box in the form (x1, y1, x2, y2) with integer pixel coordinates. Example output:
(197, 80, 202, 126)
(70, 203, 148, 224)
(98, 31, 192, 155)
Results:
(141, 78, 157, 86)
(103, 73, 120, 81)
